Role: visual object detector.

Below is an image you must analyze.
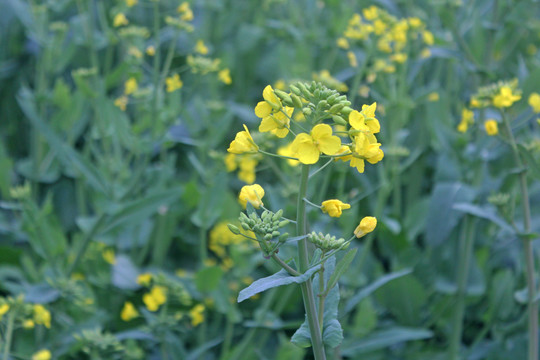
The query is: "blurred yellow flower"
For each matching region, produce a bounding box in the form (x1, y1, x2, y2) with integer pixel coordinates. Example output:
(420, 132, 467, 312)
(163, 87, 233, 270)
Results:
(484, 119, 498, 136)
(493, 86, 521, 108)
(146, 45, 156, 56)
(121, 301, 139, 321)
(137, 273, 153, 286)
(273, 79, 286, 90)
(114, 96, 128, 111)
(102, 249, 116, 265)
(321, 199, 351, 218)
(347, 51, 358, 67)
(528, 92, 540, 113)
(33, 304, 51, 328)
(195, 40, 209, 55)
(0, 304, 9, 319)
(227, 125, 259, 154)
(23, 319, 35, 329)
(126, 0, 137, 7)
(128, 46, 143, 58)
(177, 2, 194, 21)
(218, 68, 232, 85)
(32, 350, 51, 360)
(422, 30, 434, 45)
(143, 286, 167, 312)
(166, 74, 183, 92)
(354, 216, 377, 238)
(189, 304, 205, 326)
(238, 184, 265, 209)
(124, 77, 138, 95)
(277, 143, 300, 167)
(457, 108, 474, 133)
(337, 37, 349, 49)
(420, 48, 431, 58)
(113, 13, 129, 27)
(291, 124, 341, 164)
(427, 92, 439, 102)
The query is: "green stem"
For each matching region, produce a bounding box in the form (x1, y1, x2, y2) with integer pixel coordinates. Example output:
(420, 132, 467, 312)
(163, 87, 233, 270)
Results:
(271, 254, 300, 276)
(2, 311, 15, 360)
(219, 317, 234, 360)
(67, 213, 107, 276)
(318, 260, 326, 333)
(296, 165, 326, 360)
(501, 112, 537, 360)
(448, 215, 476, 360)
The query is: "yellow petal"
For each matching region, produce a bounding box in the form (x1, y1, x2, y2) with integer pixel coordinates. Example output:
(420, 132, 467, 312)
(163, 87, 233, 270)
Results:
(255, 101, 272, 118)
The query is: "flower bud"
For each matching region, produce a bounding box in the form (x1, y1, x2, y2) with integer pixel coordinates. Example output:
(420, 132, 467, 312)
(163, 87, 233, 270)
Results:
(328, 104, 344, 114)
(332, 115, 347, 126)
(272, 231, 281, 238)
(303, 107, 312, 116)
(354, 216, 377, 238)
(290, 84, 301, 96)
(341, 106, 353, 116)
(279, 220, 289, 228)
(291, 94, 303, 108)
(273, 209, 283, 221)
(227, 224, 241, 235)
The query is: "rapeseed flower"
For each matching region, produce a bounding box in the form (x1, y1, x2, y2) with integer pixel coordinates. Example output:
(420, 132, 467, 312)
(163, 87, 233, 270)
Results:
(33, 304, 51, 328)
(457, 108, 474, 133)
(354, 216, 377, 238)
(321, 200, 351, 218)
(291, 124, 341, 164)
(113, 13, 128, 27)
(218, 68, 232, 84)
(484, 120, 498, 136)
(32, 350, 51, 360)
(258, 106, 293, 138)
(124, 77, 138, 95)
(146, 46, 156, 56)
(195, 40, 209, 55)
(137, 273, 153, 286)
(528, 92, 540, 113)
(166, 74, 183, 92)
(493, 86, 521, 108)
(189, 304, 205, 326)
(126, 0, 137, 7)
(0, 304, 9, 319)
(121, 302, 139, 321)
(143, 286, 167, 312)
(238, 184, 265, 209)
(227, 125, 259, 154)
(114, 96, 128, 111)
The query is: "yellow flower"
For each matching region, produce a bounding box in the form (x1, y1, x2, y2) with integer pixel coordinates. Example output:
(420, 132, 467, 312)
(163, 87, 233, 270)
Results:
(254, 85, 282, 118)
(321, 199, 351, 218)
(33, 304, 51, 328)
(177, 2, 194, 21)
(349, 105, 380, 134)
(126, 0, 137, 7)
(484, 119, 498, 136)
(0, 304, 9, 319)
(143, 286, 167, 312)
(114, 96, 128, 111)
(166, 74, 183, 92)
(238, 184, 265, 209)
(102, 249, 116, 265)
(422, 30, 434, 45)
(238, 156, 258, 184)
(113, 13, 129, 27)
(347, 51, 358, 67)
(362, 6, 379, 20)
(189, 304, 205, 327)
(277, 143, 300, 167)
(528, 92, 540, 113)
(428, 92, 439, 102)
(291, 124, 341, 164)
(337, 37, 349, 49)
(273, 79, 287, 90)
(137, 273, 153, 286)
(227, 125, 259, 154)
(23, 319, 35, 329)
(224, 153, 237, 172)
(218, 68, 232, 84)
(391, 53, 407, 64)
(457, 108, 474, 133)
(354, 216, 377, 238)
(493, 86, 521, 108)
(124, 77, 138, 95)
(32, 349, 51, 360)
(146, 46, 156, 56)
(121, 302, 139, 321)
(420, 48, 431, 59)
(195, 40, 209, 55)
(128, 46, 143, 58)
(258, 106, 293, 138)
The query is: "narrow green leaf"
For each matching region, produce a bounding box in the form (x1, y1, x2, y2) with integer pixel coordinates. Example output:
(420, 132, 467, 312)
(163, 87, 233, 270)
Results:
(326, 248, 357, 293)
(453, 202, 514, 233)
(238, 264, 321, 303)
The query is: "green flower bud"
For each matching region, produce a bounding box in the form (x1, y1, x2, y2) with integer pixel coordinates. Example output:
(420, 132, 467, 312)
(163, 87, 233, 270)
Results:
(273, 209, 283, 221)
(264, 234, 273, 241)
(303, 107, 312, 116)
(241, 222, 251, 230)
(327, 93, 339, 104)
(291, 94, 303, 108)
(227, 224, 241, 235)
(332, 115, 347, 125)
(279, 220, 289, 228)
(279, 233, 289, 243)
(272, 231, 281, 238)
(328, 104, 344, 114)
(341, 106, 353, 116)
(290, 84, 301, 96)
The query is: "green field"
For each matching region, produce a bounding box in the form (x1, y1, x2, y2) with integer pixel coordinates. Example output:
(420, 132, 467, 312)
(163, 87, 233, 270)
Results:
(1, 0, 540, 359)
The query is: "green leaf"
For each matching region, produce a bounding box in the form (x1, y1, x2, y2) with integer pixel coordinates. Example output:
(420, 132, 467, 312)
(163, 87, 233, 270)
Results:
(195, 266, 224, 292)
(344, 268, 413, 314)
(453, 202, 514, 233)
(326, 248, 357, 293)
(17, 87, 110, 195)
(238, 264, 321, 303)
(518, 144, 540, 180)
(340, 327, 433, 356)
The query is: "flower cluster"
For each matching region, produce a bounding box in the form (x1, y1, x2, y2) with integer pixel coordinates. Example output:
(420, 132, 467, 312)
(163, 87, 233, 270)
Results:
(338, 6, 433, 74)
(227, 82, 384, 173)
(469, 79, 522, 110)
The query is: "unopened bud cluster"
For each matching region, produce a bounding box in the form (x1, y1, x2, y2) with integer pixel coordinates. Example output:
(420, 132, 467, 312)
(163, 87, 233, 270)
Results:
(308, 232, 348, 251)
(236, 210, 289, 256)
(273, 81, 353, 126)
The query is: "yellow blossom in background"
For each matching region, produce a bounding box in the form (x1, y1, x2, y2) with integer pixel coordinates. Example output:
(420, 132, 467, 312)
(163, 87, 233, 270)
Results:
(484, 119, 498, 136)
(427, 92, 439, 102)
(528, 92, 540, 113)
(32, 350, 51, 360)
(422, 30, 434, 45)
(23, 319, 35, 329)
(224, 153, 237, 172)
(337, 37, 349, 49)
(277, 143, 300, 167)
(143, 286, 167, 312)
(189, 304, 205, 326)
(312, 70, 348, 92)
(177, 2, 194, 21)
(237, 156, 258, 184)
(0, 304, 9, 319)
(354, 216, 377, 238)
(124, 77, 138, 95)
(146, 46, 156, 56)
(321, 199, 351, 218)
(493, 86, 521, 108)
(457, 108, 474, 133)
(358, 85, 370, 98)
(126, 0, 137, 7)
(33, 304, 51, 328)
(291, 124, 341, 164)
(102, 249, 116, 264)
(273, 79, 286, 90)
(363, 6, 378, 20)
(347, 51, 358, 67)
(209, 221, 252, 258)
(218, 68, 232, 84)
(128, 46, 143, 58)
(420, 48, 431, 58)
(114, 96, 128, 111)
(121, 302, 139, 321)
(195, 40, 209, 55)
(238, 184, 265, 209)
(137, 273, 153, 286)
(227, 125, 259, 154)
(113, 13, 129, 27)
(166, 74, 183, 92)
(391, 53, 407, 64)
